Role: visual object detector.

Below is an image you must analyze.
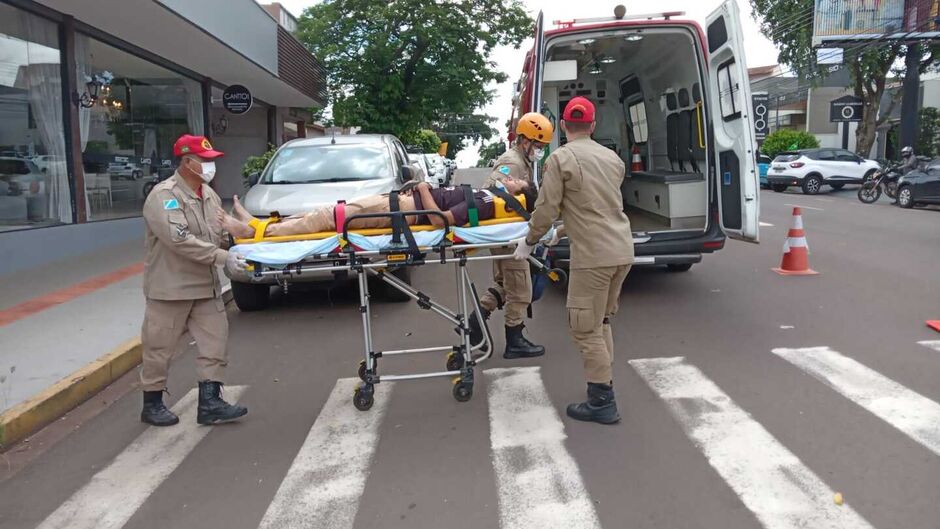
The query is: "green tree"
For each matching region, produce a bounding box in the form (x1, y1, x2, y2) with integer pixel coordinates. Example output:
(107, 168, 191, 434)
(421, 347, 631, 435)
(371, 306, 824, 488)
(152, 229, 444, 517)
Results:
(750, 0, 939, 156)
(477, 140, 506, 167)
(435, 113, 499, 158)
(916, 106, 940, 158)
(296, 0, 531, 145)
(760, 129, 819, 159)
(402, 129, 442, 154)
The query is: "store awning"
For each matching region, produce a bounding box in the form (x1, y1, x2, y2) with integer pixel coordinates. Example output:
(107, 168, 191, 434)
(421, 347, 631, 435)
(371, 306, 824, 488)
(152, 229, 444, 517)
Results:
(38, 0, 324, 108)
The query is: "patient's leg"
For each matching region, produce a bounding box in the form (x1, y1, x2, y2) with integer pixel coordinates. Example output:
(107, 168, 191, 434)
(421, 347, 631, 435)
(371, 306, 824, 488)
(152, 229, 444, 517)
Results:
(231, 195, 252, 221)
(219, 211, 254, 239)
(265, 206, 336, 236)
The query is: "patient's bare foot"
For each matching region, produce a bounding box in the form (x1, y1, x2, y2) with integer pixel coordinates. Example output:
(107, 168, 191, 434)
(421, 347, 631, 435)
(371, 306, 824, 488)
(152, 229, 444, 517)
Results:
(219, 210, 254, 239)
(232, 195, 252, 221)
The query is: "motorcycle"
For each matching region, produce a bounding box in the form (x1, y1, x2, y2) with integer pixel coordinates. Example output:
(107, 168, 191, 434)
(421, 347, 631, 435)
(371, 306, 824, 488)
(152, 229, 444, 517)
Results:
(141, 169, 174, 199)
(857, 163, 901, 204)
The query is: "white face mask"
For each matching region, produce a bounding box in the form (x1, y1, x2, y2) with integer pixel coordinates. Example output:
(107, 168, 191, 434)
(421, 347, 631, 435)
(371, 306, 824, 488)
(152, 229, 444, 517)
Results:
(198, 161, 216, 183)
(530, 147, 545, 162)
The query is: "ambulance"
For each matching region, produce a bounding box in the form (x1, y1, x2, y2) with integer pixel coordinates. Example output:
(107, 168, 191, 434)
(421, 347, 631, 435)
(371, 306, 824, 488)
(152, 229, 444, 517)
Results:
(514, 0, 760, 271)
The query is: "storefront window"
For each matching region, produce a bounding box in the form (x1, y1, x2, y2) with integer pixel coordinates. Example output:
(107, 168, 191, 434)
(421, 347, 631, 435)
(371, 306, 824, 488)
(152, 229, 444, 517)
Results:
(76, 35, 204, 221)
(0, 4, 69, 230)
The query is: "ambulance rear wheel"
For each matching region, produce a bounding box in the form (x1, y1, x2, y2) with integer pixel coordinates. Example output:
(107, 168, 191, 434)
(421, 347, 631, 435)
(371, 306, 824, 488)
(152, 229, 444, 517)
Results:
(232, 282, 270, 311)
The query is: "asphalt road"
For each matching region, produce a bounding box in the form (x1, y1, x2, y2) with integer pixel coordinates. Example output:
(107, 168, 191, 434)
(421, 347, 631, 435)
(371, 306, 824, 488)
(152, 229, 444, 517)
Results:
(2, 169, 939, 529)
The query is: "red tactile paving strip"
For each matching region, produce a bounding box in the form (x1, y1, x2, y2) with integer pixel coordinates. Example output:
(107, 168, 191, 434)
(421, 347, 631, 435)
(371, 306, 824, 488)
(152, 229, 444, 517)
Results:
(0, 262, 144, 328)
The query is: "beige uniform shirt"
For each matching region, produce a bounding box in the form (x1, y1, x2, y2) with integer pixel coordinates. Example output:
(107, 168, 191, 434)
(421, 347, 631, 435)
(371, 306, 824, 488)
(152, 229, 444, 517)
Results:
(142, 172, 230, 300)
(526, 136, 634, 269)
(484, 146, 533, 188)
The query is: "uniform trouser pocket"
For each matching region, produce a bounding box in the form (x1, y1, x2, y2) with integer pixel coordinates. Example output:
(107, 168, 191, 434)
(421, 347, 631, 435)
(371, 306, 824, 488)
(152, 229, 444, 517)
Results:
(567, 295, 598, 334)
(188, 297, 229, 383)
(141, 299, 191, 391)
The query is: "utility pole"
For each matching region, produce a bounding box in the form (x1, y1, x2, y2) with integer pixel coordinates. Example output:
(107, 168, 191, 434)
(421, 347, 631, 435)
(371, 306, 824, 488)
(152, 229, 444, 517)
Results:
(899, 43, 922, 151)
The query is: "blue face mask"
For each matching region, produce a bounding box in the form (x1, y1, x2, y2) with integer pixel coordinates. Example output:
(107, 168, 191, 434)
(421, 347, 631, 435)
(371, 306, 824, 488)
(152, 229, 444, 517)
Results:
(494, 180, 507, 191)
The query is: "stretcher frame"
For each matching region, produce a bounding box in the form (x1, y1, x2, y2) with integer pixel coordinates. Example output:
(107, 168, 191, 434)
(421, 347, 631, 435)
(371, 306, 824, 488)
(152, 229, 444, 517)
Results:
(242, 209, 562, 410)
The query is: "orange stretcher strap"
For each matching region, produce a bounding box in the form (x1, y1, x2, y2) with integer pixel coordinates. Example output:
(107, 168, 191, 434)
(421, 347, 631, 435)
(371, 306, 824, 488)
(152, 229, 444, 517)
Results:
(234, 215, 527, 245)
(334, 201, 346, 235)
(248, 217, 280, 242)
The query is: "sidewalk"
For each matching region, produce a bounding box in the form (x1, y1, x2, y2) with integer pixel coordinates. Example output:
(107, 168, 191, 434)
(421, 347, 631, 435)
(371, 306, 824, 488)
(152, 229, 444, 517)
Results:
(0, 240, 229, 445)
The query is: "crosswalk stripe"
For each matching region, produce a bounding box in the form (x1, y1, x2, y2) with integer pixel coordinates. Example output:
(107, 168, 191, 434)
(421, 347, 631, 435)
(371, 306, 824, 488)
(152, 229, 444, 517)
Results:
(257, 378, 393, 529)
(773, 346, 940, 456)
(484, 367, 601, 529)
(35, 386, 247, 529)
(919, 340, 940, 352)
(630, 357, 874, 529)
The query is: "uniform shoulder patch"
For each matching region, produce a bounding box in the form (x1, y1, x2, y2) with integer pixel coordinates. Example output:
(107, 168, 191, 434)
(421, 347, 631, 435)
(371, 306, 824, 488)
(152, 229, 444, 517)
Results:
(498, 165, 511, 175)
(163, 198, 180, 210)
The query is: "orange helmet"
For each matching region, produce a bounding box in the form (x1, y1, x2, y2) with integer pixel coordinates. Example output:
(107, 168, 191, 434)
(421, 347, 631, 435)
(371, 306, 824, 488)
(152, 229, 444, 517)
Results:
(515, 112, 554, 143)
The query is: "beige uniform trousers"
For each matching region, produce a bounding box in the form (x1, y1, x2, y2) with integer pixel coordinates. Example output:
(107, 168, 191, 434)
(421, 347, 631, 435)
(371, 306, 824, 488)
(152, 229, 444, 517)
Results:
(479, 248, 532, 327)
(266, 195, 418, 237)
(566, 265, 631, 384)
(140, 297, 228, 391)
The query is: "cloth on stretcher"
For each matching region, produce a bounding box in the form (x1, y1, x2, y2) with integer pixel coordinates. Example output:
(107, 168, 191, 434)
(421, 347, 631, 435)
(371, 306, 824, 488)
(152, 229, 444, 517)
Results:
(231, 221, 552, 267)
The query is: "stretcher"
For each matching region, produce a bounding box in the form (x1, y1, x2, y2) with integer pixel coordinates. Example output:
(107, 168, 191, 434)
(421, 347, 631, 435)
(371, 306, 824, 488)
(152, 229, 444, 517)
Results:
(230, 209, 564, 410)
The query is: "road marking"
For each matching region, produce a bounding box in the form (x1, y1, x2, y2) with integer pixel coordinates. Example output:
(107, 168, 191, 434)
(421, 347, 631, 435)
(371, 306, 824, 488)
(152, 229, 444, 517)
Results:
(485, 367, 600, 529)
(258, 378, 392, 529)
(919, 341, 940, 352)
(759, 221, 775, 227)
(784, 203, 825, 211)
(773, 347, 940, 456)
(630, 357, 874, 529)
(35, 386, 247, 529)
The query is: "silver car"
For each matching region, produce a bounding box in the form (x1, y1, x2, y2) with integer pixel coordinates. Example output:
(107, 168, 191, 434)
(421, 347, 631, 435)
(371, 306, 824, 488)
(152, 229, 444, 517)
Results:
(243, 134, 419, 217)
(232, 134, 420, 310)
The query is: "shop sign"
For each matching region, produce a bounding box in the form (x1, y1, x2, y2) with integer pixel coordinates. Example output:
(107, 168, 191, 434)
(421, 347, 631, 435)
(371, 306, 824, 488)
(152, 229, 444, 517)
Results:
(223, 84, 253, 115)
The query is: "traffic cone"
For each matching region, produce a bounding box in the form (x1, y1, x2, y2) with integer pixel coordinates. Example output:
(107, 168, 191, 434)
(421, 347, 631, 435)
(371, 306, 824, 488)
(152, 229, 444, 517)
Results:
(927, 320, 940, 333)
(772, 207, 818, 276)
(631, 145, 644, 173)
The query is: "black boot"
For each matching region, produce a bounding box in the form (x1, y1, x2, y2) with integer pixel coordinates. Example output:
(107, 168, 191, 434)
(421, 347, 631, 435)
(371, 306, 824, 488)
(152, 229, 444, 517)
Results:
(197, 381, 248, 425)
(503, 324, 545, 359)
(468, 309, 491, 350)
(566, 383, 620, 424)
(141, 390, 179, 427)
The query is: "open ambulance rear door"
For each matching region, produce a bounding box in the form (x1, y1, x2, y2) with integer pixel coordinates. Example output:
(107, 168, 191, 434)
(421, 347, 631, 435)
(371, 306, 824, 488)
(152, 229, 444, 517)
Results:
(530, 11, 545, 187)
(705, 0, 759, 242)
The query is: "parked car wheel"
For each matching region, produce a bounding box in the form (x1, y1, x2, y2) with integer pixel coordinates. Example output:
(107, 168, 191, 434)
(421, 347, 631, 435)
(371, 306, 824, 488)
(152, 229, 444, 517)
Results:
(666, 263, 693, 272)
(829, 183, 845, 190)
(897, 186, 915, 209)
(771, 184, 788, 192)
(801, 174, 823, 195)
(374, 266, 412, 302)
(232, 282, 271, 311)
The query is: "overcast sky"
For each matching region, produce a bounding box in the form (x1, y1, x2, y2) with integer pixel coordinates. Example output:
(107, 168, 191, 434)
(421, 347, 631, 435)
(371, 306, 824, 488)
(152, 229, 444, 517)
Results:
(273, 0, 781, 165)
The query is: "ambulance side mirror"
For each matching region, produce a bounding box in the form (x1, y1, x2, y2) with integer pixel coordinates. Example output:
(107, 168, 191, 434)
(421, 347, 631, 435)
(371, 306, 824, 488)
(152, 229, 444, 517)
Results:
(248, 172, 260, 187)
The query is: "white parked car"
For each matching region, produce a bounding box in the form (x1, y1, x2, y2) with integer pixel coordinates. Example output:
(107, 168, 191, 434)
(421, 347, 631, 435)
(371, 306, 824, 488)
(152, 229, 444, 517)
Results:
(422, 153, 451, 186)
(767, 148, 880, 195)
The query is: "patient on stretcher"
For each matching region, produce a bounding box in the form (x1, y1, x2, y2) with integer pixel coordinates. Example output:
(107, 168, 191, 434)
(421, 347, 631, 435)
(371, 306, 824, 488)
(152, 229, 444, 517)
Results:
(220, 179, 535, 239)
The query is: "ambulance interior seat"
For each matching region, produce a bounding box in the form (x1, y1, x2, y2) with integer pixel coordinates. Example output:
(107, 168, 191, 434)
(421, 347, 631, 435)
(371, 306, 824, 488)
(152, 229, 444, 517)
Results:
(623, 82, 706, 230)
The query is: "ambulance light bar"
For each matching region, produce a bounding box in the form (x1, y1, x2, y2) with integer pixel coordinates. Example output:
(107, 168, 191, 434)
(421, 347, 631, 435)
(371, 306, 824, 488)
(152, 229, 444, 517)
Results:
(553, 10, 685, 29)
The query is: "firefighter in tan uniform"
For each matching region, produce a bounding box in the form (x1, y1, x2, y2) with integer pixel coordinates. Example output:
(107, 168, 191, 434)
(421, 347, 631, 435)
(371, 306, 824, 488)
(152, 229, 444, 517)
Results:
(470, 112, 554, 359)
(139, 134, 249, 427)
(515, 97, 634, 424)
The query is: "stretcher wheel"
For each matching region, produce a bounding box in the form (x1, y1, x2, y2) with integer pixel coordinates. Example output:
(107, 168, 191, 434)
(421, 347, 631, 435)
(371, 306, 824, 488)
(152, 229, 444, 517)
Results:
(353, 387, 374, 411)
(446, 352, 464, 371)
(452, 382, 473, 402)
(358, 360, 368, 381)
(551, 268, 568, 287)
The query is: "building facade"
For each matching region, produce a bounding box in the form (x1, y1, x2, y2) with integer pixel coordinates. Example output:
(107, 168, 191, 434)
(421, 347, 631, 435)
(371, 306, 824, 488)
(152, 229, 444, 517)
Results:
(0, 0, 325, 274)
